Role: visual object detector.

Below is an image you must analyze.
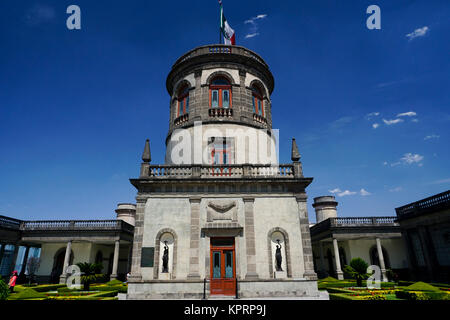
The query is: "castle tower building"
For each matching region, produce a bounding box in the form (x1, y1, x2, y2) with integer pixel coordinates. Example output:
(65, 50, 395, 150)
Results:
(127, 45, 320, 299)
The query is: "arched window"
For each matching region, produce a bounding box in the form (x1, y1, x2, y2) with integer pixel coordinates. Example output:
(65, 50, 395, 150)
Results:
(177, 85, 189, 116)
(209, 77, 232, 109)
(251, 85, 264, 116)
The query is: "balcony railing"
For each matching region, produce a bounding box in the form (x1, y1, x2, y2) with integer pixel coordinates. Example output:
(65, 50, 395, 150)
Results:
(174, 45, 268, 69)
(209, 108, 233, 118)
(395, 190, 450, 219)
(12, 219, 134, 234)
(253, 113, 267, 125)
(0, 215, 22, 230)
(310, 217, 399, 236)
(143, 164, 296, 179)
(174, 113, 189, 126)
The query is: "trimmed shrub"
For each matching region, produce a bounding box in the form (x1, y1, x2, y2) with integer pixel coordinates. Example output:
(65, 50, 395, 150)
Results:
(405, 282, 441, 292)
(32, 284, 66, 292)
(106, 279, 124, 286)
(329, 293, 356, 301)
(8, 288, 47, 300)
(0, 277, 9, 300)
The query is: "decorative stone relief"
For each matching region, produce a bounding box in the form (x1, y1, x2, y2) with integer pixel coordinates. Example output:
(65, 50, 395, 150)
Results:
(206, 200, 237, 222)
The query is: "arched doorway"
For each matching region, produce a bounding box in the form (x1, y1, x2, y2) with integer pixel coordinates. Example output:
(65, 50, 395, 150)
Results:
(370, 246, 390, 269)
(51, 248, 73, 283)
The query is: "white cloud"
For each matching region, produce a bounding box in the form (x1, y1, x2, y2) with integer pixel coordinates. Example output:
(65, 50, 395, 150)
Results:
(329, 188, 342, 194)
(245, 33, 259, 39)
(372, 123, 380, 129)
(383, 118, 404, 125)
(411, 119, 419, 123)
(366, 112, 380, 118)
(360, 189, 371, 196)
(424, 134, 440, 140)
(244, 14, 268, 39)
(406, 26, 429, 40)
(400, 153, 424, 164)
(389, 187, 403, 192)
(385, 153, 424, 167)
(397, 111, 417, 117)
(337, 190, 357, 197)
(429, 178, 450, 185)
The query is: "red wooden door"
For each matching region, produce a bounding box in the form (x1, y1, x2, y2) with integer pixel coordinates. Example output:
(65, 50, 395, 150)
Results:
(210, 238, 236, 295)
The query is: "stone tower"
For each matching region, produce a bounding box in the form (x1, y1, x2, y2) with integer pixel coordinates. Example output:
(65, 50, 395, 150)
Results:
(127, 44, 319, 299)
(313, 196, 338, 223)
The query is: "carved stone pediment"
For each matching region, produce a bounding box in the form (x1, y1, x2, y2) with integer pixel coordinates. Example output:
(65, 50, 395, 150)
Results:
(206, 200, 237, 222)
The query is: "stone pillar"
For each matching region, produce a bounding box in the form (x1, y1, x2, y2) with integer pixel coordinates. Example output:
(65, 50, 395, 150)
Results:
(376, 238, 388, 282)
(110, 240, 120, 280)
(19, 246, 30, 277)
(296, 194, 317, 280)
(129, 197, 146, 282)
(187, 197, 201, 279)
(8, 244, 20, 276)
(0, 244, 5, 269)
(417, 226, 438, 281)
(59, 240, 72, 284)
(332, 238, 343, 280)
(319, 241, 326, 273)
(243, 197, 258, 279)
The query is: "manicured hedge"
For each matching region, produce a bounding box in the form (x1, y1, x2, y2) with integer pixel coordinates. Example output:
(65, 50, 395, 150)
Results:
(32, 284, 66, 292)
(8, 288, 47, 300)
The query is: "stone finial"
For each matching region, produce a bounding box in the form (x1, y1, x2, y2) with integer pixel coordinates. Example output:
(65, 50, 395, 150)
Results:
(291, 138, 301, 162)
(142, 139, 151, 163)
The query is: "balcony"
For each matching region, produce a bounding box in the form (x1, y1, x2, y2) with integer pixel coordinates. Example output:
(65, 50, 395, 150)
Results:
(395, 190, 450, 220)
(253, 113, 267, 125)
(174, 113, 189, 126)
(209, 108, 233, 118)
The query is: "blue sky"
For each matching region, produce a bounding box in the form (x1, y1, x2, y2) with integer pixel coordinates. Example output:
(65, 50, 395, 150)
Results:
(0, 0, 449, 222)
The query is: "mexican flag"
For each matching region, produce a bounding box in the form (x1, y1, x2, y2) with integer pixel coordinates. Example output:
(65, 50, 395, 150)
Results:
(220, 4, 235, 45)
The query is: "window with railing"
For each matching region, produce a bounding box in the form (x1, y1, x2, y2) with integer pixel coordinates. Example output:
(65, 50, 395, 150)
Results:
(209, 77, 232, 109)
(251, 85, 264, 117)
(177, 85, 189, 116)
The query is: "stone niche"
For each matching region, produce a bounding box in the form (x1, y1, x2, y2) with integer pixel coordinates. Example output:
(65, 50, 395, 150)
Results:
(158, 233, 174, 280)
(206, 200, 237, 222)
(271, 231, 287, 279)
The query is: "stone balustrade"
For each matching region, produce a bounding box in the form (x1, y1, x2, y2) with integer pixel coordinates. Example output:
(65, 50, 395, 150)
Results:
(143, 164, 297, 179)
(18, 219, 134, 233)
(174, 113, 189, 126)
(208, 108, 233, 118)
(395, 190, 450, 219)
(310, 216, 399, 236)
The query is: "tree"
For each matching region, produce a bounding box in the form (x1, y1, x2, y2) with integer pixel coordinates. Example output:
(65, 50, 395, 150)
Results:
(76, 262, 103, 291)
(26, 257, 41, 285)
(343, 258, 369, 287)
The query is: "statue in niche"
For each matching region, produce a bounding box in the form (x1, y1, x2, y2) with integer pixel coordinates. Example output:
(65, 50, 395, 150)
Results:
(162, 241, 169, 273)
(275, 239, 283, 271)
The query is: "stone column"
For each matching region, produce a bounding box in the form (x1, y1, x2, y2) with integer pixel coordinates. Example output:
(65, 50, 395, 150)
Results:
(19, 246, 30, 277)
(8, 244, 20, 276)
(417, 226, 438, 281)
(296, 194, 317, 280)
(319, 241, 326, 273)
(59, 240, 72, 284)
(0, 244, 5, 269)
(376, 238, 388, 282)
(129, 197, 146, 282)
(187, 197, 201, 279)
(110, 240, 120, 280)
(243, 197, 258, 279)
(332, 238, 343, 280)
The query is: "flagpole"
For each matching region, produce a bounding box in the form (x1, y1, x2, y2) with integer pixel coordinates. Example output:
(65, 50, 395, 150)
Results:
(219, 2, 222, 44)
